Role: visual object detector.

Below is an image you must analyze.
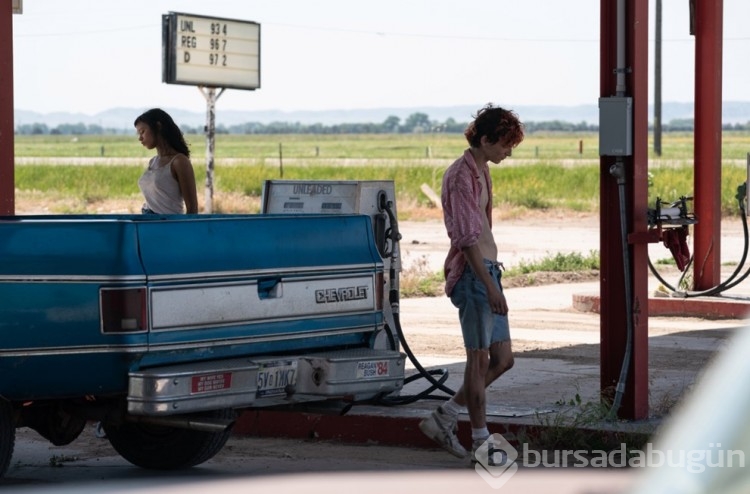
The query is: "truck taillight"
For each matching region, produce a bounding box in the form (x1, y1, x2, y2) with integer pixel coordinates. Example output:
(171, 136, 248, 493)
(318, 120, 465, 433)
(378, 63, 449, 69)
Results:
(375, 272, 384, 310)
(100, 288, 148, 333)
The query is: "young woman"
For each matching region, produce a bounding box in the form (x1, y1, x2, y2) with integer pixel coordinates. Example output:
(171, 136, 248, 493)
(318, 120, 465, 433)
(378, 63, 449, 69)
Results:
(134, 108, 198, 214)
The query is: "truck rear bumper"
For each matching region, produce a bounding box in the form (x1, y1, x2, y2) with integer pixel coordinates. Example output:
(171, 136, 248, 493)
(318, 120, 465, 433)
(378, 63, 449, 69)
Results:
(128, 349, 405, 416)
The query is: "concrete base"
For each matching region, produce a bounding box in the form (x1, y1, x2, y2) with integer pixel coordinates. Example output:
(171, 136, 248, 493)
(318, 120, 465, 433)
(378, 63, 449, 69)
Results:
(233, 405, 655, 452)
(573, 292, 750, 319)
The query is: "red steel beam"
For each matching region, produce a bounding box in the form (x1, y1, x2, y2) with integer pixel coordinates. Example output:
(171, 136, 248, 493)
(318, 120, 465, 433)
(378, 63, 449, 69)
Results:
(693, 0, 723, 290)
(599, 0, 650, 420)
(0, 0, 14, 215)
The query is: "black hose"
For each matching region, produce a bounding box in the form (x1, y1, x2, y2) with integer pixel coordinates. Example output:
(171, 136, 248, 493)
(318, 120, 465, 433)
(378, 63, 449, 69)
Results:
(372, 199, 459, 406)
(608, 161, 634, 420)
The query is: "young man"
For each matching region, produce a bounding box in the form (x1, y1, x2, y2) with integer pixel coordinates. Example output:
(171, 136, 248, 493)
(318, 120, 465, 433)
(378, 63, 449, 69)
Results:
(419, 104, 525, 462)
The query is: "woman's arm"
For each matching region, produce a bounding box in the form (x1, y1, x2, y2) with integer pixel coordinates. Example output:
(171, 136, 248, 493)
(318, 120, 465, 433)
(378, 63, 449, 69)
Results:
(172, 155, 199, 214)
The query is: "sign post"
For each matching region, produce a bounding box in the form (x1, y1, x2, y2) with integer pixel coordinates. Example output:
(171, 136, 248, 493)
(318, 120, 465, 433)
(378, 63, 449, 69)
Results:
(162, 12, 260, 213)
(199, 86, 225, 213)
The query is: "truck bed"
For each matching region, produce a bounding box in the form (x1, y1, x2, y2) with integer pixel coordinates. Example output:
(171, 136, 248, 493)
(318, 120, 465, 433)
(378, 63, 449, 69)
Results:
(0, 213, 386, 401)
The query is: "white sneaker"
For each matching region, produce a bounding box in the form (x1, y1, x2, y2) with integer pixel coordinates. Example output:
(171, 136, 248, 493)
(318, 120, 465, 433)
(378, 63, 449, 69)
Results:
(418, 406, 467, 458)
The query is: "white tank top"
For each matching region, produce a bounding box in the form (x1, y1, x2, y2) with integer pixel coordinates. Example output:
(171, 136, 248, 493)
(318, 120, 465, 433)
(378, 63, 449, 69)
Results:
(138, 155, 185, 214)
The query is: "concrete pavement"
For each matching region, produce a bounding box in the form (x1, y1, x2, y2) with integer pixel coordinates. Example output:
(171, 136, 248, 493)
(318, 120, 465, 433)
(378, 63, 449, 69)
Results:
(234, 279, 748, 451)
(234, 217, 750, 453)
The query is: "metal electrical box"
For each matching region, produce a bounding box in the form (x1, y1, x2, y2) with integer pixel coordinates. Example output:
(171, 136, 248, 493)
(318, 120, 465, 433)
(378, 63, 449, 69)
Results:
(599, 96, 633, 156)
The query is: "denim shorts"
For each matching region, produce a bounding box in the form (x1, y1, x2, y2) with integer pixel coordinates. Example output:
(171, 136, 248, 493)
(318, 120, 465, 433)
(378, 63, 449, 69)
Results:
(449, 259, 510, 350)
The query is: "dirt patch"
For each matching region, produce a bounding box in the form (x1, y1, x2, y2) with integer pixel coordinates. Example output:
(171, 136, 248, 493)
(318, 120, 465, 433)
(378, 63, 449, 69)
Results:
(502, 270, 600, 288)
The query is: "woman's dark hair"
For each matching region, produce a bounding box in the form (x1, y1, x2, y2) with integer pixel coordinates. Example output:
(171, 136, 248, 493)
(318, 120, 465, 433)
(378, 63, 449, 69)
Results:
(464, 103, 525, 149)
(134, 108, 190, 157)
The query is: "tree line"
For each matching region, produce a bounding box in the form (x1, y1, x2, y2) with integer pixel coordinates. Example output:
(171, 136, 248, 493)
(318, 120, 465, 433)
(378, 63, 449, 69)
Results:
(13, 112, 750, 136)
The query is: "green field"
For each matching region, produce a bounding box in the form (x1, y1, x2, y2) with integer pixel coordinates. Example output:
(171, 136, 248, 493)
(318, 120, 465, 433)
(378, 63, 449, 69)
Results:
(12, 131, 750, 216)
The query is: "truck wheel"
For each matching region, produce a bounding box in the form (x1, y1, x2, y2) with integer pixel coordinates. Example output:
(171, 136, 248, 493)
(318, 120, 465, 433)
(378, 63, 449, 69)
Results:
(103, 409, 234, 470)
(0, 400, 15, 478)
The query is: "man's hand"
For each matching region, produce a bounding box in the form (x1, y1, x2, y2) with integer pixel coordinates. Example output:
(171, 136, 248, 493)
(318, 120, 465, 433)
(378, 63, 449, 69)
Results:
(488, 286, 508, 315)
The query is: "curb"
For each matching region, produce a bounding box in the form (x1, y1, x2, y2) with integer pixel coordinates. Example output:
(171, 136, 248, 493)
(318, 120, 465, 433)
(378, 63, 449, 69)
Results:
(232, 408, 655, 453)
(572, 292, 750, 319)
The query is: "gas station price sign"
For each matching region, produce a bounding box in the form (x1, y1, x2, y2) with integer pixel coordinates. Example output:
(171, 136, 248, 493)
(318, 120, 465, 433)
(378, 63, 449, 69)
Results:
(162, 12, 260, 90)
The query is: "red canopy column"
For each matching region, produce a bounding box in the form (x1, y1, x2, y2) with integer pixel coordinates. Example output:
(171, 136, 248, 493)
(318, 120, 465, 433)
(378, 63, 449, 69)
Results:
(692, 0, 723, 290)
(0, 0, 14, 215)
(599, 0, 650, 420)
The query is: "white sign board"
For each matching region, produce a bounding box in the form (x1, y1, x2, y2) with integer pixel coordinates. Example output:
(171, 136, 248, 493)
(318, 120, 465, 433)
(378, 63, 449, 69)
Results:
(162, 12, 260, 90)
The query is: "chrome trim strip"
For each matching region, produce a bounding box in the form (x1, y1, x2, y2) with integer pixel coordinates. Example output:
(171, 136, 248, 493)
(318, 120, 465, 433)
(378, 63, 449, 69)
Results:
(0, 275, 147, 283)
(0, 263, 381, 284)
(0, 325, 380, 358)
(0, 344, 149, 358)
(145, 263, 381, 283)
(147, 326, 373, 353)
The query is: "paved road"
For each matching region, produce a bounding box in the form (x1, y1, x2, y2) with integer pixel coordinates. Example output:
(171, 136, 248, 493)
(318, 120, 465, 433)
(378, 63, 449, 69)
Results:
(4, 427, 635, 493)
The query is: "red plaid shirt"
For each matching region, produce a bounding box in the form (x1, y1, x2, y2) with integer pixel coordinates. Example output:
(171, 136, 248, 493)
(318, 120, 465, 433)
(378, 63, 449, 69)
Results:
(441, 149, 493, 296)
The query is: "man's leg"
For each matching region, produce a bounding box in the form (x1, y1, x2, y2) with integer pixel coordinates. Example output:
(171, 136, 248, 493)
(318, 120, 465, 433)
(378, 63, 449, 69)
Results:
(463, 347, 490, 429)
(487, 340, 514, 385)
(417, 347, 475, 458)
(451, 340, 513, 408)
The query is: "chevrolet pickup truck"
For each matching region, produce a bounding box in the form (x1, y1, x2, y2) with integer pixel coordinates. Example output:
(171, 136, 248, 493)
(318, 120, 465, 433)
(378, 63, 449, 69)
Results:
(0, 183, 405, 476)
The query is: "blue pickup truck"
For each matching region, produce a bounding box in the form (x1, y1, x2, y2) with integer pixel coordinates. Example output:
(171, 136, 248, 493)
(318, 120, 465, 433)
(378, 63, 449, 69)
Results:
(0, 190, 405, 476)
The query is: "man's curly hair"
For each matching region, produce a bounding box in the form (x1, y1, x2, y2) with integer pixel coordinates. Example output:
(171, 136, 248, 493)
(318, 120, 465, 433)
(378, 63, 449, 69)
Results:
(464, 103, 525, 149)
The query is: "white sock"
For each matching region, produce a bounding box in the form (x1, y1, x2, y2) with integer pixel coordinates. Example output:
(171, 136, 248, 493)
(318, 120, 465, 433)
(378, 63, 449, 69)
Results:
(442, 397, 462, 417)
(472, 427, 490, 441)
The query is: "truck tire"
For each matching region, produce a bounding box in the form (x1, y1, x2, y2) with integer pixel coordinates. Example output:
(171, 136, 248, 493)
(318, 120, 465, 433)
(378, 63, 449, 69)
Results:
(103, 409, 233, 470)
(0, 400, 15, 478)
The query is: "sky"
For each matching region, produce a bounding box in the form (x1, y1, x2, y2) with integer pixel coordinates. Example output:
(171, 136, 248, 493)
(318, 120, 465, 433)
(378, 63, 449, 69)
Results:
(10, 0, 750, 116)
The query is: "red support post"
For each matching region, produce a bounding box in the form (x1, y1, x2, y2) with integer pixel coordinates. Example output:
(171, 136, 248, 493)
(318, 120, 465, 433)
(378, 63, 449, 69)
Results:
(0, 1, 14, 215)
(599, 0, 650, 420)
(693, 0, 723, 290)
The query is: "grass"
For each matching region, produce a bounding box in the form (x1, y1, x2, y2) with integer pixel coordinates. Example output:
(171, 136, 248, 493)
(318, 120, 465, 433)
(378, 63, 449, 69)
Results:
(14, 131, 750, 216)
(12, 131, 750, 293)
(400, 252, 603, 298)
(512, 396, 653, 457)
(508, 251, 600, 275)
(399, 256, 445, 298)
(14, 160, 750, 217)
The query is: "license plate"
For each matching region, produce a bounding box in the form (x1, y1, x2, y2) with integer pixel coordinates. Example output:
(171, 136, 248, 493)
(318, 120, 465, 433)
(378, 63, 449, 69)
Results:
(256, 359, 298, 397)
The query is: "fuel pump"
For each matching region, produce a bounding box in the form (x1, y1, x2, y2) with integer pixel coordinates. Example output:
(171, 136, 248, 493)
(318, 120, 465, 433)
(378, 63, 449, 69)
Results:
(647, 182, 750, 298)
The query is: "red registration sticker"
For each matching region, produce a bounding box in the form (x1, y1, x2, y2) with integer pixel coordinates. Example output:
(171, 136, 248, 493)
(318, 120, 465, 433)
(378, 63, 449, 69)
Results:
(191, 373, 233, 394)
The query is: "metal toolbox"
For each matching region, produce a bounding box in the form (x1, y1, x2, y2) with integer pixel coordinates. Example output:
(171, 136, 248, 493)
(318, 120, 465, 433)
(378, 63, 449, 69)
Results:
(128, 358, 260, 415)
(295, 348, 405, 398)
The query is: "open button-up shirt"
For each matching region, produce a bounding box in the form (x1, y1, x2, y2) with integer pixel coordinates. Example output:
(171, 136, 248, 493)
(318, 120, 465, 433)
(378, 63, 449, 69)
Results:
(441, 149, 494, 296)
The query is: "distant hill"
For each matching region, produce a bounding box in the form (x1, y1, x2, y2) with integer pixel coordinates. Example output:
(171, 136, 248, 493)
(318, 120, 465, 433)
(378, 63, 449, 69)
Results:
(14, 101, 750, 130)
